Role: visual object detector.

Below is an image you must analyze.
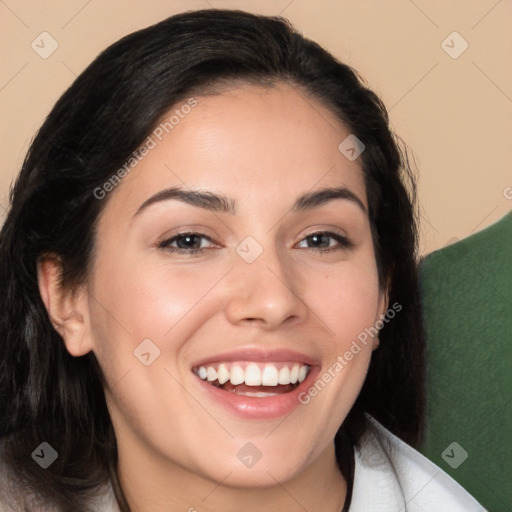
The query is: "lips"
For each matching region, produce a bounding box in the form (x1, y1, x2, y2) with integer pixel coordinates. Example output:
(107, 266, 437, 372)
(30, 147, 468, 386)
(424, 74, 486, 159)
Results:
(190, 348, 320, 419)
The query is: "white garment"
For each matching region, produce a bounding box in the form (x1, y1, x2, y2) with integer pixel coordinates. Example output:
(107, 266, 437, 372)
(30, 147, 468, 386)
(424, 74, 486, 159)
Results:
(349, 416, 487, 511)
(1, 417, 487, 511)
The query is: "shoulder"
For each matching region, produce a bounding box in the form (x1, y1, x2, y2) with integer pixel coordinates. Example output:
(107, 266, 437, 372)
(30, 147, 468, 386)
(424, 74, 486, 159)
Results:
(349, 416, 487, 511)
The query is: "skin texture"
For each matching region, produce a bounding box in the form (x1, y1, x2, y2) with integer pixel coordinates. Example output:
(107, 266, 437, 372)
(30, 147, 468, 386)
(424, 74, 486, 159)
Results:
(38, 83, 387, 511)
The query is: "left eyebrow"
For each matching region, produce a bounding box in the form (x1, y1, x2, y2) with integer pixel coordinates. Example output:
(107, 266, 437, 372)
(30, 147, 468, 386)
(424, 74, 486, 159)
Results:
(292, 186, 367, 214)
(132, 185, 367, 218)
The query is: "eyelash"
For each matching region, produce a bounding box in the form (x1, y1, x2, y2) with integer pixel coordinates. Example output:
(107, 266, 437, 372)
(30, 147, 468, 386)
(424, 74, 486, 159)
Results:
(157, 231, 353, 255)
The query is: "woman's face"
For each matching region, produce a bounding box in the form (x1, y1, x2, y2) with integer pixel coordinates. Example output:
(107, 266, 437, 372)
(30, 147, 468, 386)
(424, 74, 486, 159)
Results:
(83, 83, 386, 488)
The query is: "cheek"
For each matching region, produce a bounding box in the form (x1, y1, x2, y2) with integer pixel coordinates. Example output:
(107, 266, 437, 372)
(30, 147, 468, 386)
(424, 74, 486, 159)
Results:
(87, 259, 232, 451)
(87, 257, 228, 382)
(304, 257, 382, 348)
(296, 253, 381, 401)
(284, 255, 382, 461)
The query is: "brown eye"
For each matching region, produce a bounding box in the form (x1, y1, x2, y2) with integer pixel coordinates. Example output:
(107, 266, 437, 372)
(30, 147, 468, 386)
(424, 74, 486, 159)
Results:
(297, 231, 352, 252)
(158, 233, 214, 254)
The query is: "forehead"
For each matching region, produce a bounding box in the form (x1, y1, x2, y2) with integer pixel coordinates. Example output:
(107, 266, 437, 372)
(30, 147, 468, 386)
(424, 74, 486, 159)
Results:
(103, 83, 367, 218)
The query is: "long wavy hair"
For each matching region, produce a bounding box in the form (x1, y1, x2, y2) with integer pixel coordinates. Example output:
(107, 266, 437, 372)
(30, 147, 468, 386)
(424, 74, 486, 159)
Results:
(0, 9, 424, 511)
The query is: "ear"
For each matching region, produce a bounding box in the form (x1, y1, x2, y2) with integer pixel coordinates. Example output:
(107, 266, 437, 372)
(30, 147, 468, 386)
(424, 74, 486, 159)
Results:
(378, 286, 390, 319)
(373, 282, 390, 351)
(37, 255, 93, 357)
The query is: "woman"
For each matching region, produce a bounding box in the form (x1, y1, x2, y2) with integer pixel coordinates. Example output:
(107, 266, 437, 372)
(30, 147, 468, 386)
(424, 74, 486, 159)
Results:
(0, 9, 485, 511)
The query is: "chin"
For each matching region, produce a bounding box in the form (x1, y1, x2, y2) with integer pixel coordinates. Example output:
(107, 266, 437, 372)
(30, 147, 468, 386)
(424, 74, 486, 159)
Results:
(190, 441, 317, 490)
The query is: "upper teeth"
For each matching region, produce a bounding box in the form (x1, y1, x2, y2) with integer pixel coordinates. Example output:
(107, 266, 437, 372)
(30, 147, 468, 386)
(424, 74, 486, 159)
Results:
(195, 362, 310, 387)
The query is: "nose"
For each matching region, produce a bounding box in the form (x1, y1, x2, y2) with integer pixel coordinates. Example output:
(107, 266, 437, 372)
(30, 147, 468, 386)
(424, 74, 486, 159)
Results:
(224, 246, 309, 329)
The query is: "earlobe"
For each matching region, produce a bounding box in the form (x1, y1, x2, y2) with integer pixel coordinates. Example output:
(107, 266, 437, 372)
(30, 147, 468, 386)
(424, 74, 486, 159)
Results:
(37, 256, 93, 357)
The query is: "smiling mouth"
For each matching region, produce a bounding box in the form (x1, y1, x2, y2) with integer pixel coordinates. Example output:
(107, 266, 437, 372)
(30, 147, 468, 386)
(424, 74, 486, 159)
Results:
(192, 361, 311, 397)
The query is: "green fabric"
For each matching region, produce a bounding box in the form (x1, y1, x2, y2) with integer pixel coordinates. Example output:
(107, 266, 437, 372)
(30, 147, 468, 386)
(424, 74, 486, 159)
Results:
(420, 211, 512, 512)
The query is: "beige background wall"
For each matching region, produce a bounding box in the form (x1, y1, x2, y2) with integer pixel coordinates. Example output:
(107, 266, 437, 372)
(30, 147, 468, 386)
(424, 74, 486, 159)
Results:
(1, 0, 510, 255)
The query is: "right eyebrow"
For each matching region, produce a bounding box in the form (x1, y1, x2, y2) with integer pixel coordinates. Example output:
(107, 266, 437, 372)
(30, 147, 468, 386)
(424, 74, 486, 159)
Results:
(133, 187, 237, 218)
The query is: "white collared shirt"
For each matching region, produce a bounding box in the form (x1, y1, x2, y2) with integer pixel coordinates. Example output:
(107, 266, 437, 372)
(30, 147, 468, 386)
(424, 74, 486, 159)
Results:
(349, 416, 487, 511)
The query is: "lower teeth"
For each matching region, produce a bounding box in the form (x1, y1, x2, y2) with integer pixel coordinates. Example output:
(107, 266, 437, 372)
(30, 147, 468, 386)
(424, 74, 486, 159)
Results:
(231, 390, 280, 397)
(209, 380, 297, 396)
